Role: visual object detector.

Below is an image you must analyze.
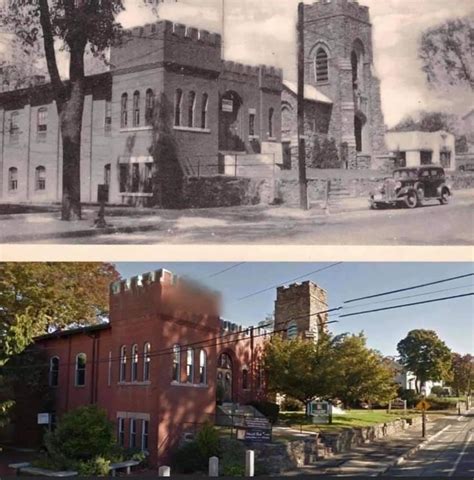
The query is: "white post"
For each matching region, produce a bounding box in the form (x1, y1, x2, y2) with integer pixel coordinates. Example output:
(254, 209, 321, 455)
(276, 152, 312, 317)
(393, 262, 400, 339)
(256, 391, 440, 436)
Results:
(158, 465, 171, 477)
(245, 450, 254, 477)
(209, 456, 219, 477)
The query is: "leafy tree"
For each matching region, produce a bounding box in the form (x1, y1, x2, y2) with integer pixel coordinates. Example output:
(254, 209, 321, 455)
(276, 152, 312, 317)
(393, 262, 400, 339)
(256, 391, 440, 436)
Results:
(391, 111, 459, 133)
(0, 1, 125, 220)
(419, 17, 474, 90)
(397, 329, 452, 393)
(310, 135, 340, 168)
(332, 333, 397, 408)
(447, 353, 473, 397)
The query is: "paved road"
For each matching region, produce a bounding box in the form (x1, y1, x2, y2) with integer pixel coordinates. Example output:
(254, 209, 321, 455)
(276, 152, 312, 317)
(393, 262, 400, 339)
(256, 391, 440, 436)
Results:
(385, 412, 474, 477)
(49, 195, 474, 245)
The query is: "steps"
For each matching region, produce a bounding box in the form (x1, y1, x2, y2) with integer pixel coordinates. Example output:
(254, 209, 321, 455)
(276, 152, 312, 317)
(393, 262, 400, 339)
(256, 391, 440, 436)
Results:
(215, 403, 265, 427)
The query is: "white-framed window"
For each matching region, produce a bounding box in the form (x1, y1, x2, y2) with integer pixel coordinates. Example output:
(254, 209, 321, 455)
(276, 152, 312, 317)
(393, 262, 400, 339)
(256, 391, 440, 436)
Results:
(119, 345, 127, 382)
(174, 89, 183, 126)
(141, 420, 149, 451)
(37, 107, 48, 140)
(186, 348, 194, 383)
(35, 166, 46, 191)
(145, 89, 154, 126)
(143, 343, 151, 381)
(104, 164, 111, 186)
(8, 167, 18, 191)
(172, 344, 181, 382)
(121, 93, 128, 128)
(315, 47, 329, 83)
(199, 349, 207, 384)
(104, 100, 112, 134)
(118, 417, 125, 446)
(130, 418, 137, 448)
(287, 321, 298, 340)
(75, 353, 86, 387)
(188, 91, 196, 128)
(9, 111, 19, 144)
(133, 90, 140, 127)
(131, 344, 139, 382)
(49, 356, 59, 387)
(201, 93, 208, 129)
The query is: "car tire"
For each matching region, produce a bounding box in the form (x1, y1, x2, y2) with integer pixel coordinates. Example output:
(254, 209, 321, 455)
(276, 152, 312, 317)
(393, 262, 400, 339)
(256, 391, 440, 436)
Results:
(404, 191, 418, 209)
(439, 188, 450, 205)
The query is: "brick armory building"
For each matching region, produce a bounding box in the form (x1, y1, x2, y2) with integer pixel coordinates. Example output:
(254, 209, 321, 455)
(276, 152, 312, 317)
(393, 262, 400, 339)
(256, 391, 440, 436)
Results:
(0, 20, 282, 207)
(9, 272, 328, 466)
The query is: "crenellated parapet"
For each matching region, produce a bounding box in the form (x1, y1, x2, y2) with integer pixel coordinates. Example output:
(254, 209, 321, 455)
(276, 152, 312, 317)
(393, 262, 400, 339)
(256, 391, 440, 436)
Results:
(305, 0, 370, 24)
(221, 61, 283, 92)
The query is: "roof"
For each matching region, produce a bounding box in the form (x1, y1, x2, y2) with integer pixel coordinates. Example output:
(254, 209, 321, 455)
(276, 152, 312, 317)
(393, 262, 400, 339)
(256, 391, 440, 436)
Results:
(282, 79, 332, 104)
(35, 322, 111, 341)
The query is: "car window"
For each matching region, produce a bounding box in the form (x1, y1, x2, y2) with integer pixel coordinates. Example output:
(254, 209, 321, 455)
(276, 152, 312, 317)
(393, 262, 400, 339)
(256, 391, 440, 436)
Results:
(430, 169, 440, 177)
(421, 170, 430, 177)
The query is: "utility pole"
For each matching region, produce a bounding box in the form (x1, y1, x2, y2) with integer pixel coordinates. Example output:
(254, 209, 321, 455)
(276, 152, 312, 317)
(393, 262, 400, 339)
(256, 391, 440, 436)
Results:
(221, 0, 225, 57)
(297, 2, 309, 210)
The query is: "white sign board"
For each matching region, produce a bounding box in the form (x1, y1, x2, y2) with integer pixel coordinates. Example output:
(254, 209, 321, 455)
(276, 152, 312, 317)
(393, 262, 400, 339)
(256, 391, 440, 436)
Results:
(222, 99, 234, 113)
(37, 413, 50, 425)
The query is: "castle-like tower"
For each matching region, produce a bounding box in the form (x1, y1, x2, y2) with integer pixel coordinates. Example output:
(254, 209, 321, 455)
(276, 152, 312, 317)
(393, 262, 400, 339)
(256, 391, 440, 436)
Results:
(274, 281, 328, 342)
(304, 0, 386, 167)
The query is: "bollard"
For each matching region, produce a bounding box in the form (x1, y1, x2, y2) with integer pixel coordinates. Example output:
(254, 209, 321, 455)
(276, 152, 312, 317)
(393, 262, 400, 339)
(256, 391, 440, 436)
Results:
(158, 465, 171, 477)
(245, 450, 254, 477)
(209, 456, 219, 477)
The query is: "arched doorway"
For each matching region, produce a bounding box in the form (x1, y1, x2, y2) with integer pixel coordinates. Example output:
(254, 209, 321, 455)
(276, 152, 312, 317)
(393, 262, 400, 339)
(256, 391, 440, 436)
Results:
(217, 353, 233, 403)
(219, 91, 244, 152)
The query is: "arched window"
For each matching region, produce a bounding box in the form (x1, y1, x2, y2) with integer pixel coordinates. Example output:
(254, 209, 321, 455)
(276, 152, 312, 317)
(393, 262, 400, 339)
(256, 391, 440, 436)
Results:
(242, 368, 249, 390)
(172, 344, 181, 382)
(35, 166, 46, 191)
(8, 167, 18, 191)
(188, 91, 196, 128)
(145, 89, 154, 126)
(143, 343, 151, 381)
(315, 47, 329, 83)
(287, 321, 298, 340)
(121, 93, 128, 128)
(131, 344, 139, 382)
(268, 108, 274, 138)
(49, 356, 59, 387)
(75, 353, 86, 387)
(174, 89, 183, 126)
(199, 349, 207, 384)
(9, 111, 19, 144)
(201, 93, 208, 129)
(186, 348, 194, 383)
(133, 91, 140, 127)
(119, 345, 127, 382)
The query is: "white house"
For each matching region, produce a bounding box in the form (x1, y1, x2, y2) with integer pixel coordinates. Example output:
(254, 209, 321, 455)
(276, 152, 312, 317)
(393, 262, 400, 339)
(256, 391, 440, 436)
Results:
(385, 130, 456, 171)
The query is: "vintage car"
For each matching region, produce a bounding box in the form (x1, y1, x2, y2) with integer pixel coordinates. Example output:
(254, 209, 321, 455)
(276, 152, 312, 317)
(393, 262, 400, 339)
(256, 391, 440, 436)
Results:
(369, 165, 451, 209)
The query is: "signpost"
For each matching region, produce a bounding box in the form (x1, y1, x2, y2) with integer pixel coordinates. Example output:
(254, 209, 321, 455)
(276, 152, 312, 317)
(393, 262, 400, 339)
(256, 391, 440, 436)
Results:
(309, 401, 333, 424)
(94, 184, 109, 228)
(236, 417, 272, 443)
(416, 399, 430, 438)
(37, 413, 50, 425)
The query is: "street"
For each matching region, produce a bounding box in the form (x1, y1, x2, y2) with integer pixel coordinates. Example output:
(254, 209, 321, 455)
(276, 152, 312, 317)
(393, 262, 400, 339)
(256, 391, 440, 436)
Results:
(385, 412, 474, 477)
(39, 192, 474, 245)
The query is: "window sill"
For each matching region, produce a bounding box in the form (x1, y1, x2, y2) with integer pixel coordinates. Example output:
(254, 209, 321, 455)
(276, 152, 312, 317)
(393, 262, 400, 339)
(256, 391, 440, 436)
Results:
(170, 381, 208, 388)
(120, 126, 153, 133)
(118, 381, 151, 386)
(249, 135, 260, 140)
(173, 126, 211, 134)
(119, 192, 153, 197)
(315, 81, 329, 86)
(267, 137, 277, 142)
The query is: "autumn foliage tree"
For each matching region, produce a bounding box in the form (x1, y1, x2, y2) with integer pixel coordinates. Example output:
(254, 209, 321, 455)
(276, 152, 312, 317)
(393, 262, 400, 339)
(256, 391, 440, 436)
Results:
(0, 1, 125, 220)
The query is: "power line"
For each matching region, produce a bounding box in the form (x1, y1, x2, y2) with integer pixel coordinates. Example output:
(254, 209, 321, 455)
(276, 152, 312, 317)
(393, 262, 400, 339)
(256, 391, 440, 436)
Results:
(207, 262, 245, 279)
(344, 273, 474, 304)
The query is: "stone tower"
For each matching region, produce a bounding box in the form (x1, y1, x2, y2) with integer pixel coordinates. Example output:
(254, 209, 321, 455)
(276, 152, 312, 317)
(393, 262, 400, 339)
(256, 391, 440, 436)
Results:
(304, 0, 386, 168)
(274, 281, 329, 342)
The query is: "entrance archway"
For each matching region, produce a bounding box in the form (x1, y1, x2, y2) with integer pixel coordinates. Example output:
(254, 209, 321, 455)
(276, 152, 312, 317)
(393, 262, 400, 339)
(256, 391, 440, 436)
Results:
(219, 91, 244, 152)
(217, 352, 233, 403)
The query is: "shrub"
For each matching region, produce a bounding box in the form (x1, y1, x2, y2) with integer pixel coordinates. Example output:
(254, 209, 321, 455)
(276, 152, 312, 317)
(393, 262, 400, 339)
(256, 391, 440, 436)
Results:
(196, 422, 220, 459)
(397, 388, 421, 408)
(248, 401, 279, 424)
(281, 397, 304, 412)
(75, 457, 111, 476)
(171, 441, 207, 474)
(430, 386, 446, 397)
(44, 405, 115, 461)
(219, 438, 246, 477)
(426, 397, 456, 410)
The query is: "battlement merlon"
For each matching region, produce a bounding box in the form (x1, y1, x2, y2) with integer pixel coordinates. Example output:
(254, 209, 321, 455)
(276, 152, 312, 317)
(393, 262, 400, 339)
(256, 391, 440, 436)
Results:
(276, 281, 328, 304)
(305, 0, 370, 24)
(221, 61, 283, 92)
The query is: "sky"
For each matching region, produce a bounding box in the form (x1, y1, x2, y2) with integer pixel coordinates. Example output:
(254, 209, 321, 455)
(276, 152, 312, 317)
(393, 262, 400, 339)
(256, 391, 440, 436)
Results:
(116, 0, 474, 127)
(115, 262, 474, 358)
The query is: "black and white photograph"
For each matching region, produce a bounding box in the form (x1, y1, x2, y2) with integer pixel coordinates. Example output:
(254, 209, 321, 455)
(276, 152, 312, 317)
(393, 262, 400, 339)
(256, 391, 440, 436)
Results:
(0, 0, 472, 244)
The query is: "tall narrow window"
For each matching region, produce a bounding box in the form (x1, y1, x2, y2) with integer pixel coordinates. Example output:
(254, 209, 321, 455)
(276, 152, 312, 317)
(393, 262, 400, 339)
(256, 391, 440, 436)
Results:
(268, 108, 274, 138)
(188, 91, 196, 127)
(145, 89, 154, 126)
(108, 351, 112, 386)
(9, 111, 19, 144)
(118, 418, 125, 446)
(186, 348, 194, 383)
(49, 356, 59, 387)
(249, 111, 256, 137)
(37, 107, 48, 140)
(104, 164, 111, 186)
(130, 418, 137, 448)
(75, 353, 86, 387)
(8, 167, 18, 191)
(119, 164, 129, 193)
(35, 166, 46, 191)
(242, 368, 249, 390)
(144, 163, 153, 193)
(119, 345, 127, 382)
(143, 343, 151, 381)
(131, 163, 140, 193)
(174, 89, 182, 126)
(133, 91, 140, 127)
(172, 344, 181, 382)
(104, 100, 112, 134)
(131, 344, 139, 382)
(121, 93, 128, 128)
(141, 420, 149, 451)
(315, 48, 329, 82)
(201, 93, 208, 129)
(199, 349, 207, 384)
